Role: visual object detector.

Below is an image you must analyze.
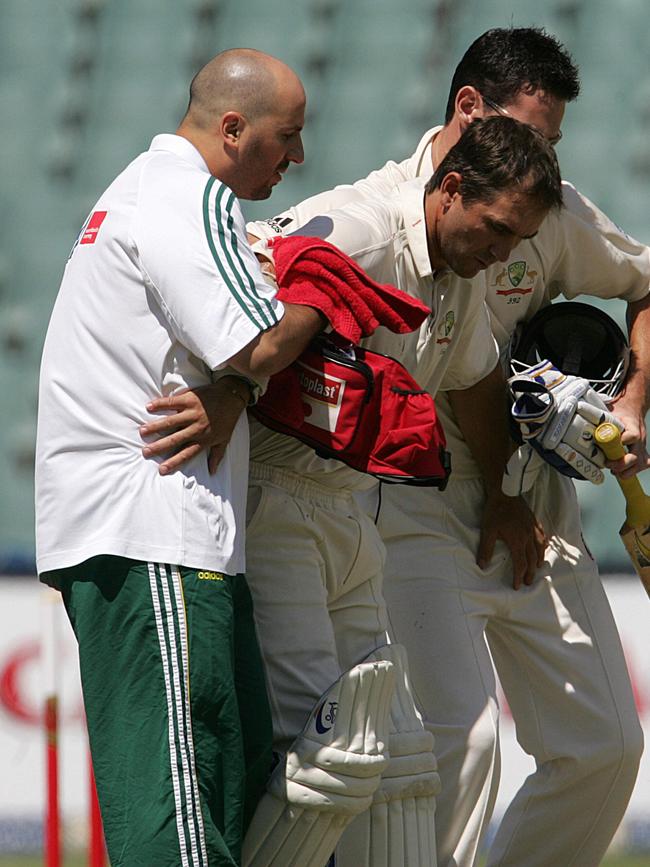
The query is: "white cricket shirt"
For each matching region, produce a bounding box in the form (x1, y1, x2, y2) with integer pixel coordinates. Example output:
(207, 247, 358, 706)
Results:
(36, 134, 284, 574)
(248, 179, 498, 489)
(254, 126, 650, 479)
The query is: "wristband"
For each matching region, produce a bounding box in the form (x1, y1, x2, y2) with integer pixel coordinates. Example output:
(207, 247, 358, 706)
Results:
(227, 385, 249, 408)
(225, 375, 261, 406)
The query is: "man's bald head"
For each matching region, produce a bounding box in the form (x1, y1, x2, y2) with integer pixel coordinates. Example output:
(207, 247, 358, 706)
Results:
(177, 48, 306, 199)
(184, 48, 303, 129)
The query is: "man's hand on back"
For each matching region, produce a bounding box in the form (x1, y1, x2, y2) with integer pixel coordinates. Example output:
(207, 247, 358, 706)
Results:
(140, 376, 250, 475)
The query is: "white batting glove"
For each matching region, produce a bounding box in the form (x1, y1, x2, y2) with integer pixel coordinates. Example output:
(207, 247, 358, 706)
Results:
(508, 360, 624, 484)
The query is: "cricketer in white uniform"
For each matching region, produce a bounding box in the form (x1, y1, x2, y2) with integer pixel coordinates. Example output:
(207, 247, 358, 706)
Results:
(250, 125, 649, 867)
(244, 117, 563, 866)
(376, 128, 649, 867)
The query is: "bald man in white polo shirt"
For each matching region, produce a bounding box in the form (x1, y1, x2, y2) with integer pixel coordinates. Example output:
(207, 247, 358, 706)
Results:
(35, 49, 325, 867)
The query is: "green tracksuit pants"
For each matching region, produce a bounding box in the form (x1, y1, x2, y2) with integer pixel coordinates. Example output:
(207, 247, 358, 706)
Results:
(43, 555, 273, 867)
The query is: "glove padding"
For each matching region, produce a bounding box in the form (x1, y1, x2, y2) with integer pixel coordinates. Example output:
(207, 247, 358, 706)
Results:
(508, 360, 624, 485)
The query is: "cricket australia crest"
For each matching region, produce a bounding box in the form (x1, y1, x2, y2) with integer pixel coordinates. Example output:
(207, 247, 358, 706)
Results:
(493, 259, 537, 298)
(508, 261, 526, 287)
(436, 310, 455, 346)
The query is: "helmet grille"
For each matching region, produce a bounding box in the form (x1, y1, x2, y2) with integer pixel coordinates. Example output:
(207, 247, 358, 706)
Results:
(510, 302, 629, 398)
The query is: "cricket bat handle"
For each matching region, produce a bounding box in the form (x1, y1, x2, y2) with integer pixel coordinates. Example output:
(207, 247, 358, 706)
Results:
(594, 422, 650, 528)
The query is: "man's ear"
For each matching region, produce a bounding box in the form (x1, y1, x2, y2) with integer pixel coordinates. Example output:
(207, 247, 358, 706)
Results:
(439, 172, 462, 213)
(221, 111, 245, 146)
(455, 86, 482, 130)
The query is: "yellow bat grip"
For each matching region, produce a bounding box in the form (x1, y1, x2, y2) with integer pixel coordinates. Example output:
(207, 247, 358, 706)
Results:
(594, 422, 650, 528)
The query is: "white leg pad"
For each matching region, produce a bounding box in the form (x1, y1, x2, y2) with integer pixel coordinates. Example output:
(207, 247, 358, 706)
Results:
(336, 644, 440, 867)
(243, 655, 395, 867)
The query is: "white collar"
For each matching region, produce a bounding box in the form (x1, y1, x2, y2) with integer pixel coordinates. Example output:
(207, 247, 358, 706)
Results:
(397, 178, 432, 279)
(149, 134, 211, 174)
(413, 125, 443, 179)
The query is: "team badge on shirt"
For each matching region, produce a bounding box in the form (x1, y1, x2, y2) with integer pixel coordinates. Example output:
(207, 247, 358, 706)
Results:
(493, 260, 537, 297)
(436, 310, 455, 346)
(507, 261, 526, 287)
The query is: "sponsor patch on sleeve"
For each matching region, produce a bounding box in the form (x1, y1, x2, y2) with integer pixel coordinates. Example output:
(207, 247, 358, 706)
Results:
(80, 210, 108, 245)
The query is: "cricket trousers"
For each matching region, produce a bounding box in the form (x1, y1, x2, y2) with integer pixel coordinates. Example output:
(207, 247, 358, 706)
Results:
(245, 462, 391, 753)
(380, 470, 643, 867)
(44, 555, 273, 867)
(245, 462, 439, 867)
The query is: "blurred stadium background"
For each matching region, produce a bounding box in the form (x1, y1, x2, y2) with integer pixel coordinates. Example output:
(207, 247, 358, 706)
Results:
(1, 0, 649, 862)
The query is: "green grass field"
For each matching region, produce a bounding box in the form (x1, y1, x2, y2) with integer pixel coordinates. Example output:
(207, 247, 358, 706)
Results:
(3, 855, 650, 867)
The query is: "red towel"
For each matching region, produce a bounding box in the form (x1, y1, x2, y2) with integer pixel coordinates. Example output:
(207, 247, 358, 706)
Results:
(269, 235, 430, 343)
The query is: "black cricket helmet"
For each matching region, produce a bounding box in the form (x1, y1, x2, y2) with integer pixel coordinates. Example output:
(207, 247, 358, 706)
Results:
(509, 301, 629, 399)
